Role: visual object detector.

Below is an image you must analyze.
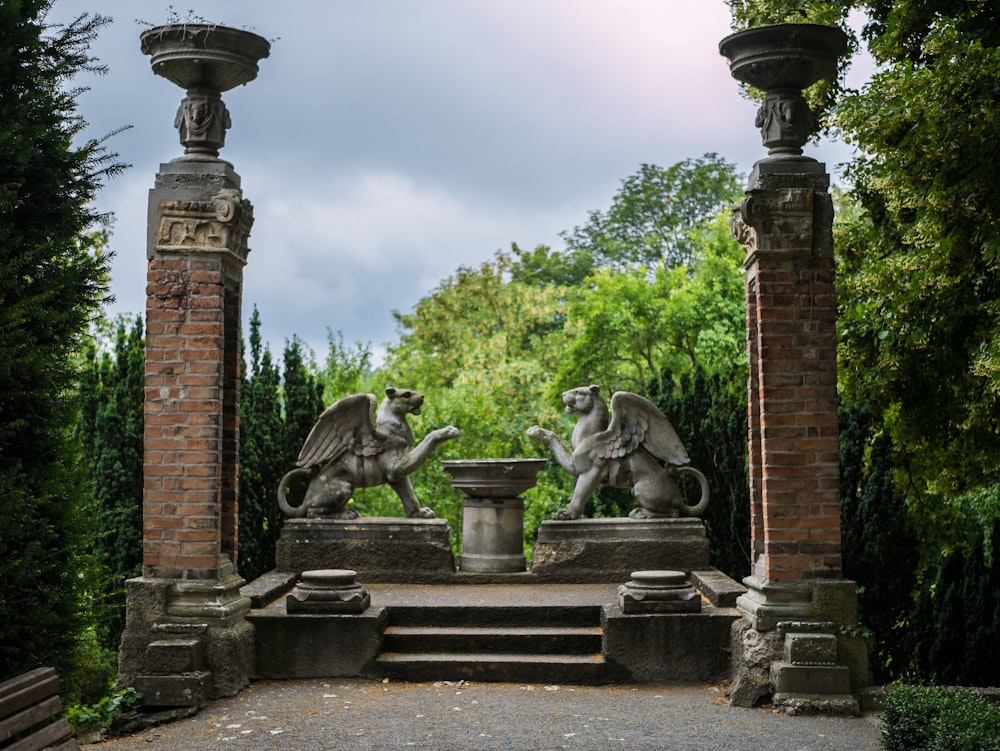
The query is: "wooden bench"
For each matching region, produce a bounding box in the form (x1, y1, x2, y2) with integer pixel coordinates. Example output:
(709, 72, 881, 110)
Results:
(0, 667, 79, 751)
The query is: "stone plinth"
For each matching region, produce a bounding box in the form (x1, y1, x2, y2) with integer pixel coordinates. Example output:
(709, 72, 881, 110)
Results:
(275, 518, 456, 582)
(460, 498, 526, 573)
(602, 601, 740, 682)
(249, 605, 387, 679)
(118, 557, 253, 707)
(530, 518, 711, 582)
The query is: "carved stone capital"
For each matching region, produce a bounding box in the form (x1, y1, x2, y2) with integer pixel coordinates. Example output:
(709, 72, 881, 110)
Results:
(732, 188, 830, 265)
(155, 188, 254, 264)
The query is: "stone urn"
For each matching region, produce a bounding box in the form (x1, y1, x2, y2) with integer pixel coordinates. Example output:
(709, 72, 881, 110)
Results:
(442, 459, 547, 573)
(140, 24, 271, 158)
(719, 24, 848, 162)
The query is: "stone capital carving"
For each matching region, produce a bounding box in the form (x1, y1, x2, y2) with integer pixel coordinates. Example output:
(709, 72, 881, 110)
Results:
(732, 188, 827, 265)
(155, 189, 254, 264)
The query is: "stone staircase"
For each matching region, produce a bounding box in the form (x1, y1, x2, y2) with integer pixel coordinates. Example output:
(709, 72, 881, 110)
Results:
(375, 601, 606, 683)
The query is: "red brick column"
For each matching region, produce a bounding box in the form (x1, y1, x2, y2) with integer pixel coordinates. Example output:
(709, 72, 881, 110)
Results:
(736, 180, 842, 583)
(143, 193, 252, 580)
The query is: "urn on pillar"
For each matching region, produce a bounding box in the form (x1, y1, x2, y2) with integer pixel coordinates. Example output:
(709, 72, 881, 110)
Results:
(442, 459, 547, 574)
(720, 24, 847, 173)
(140, 24, 270, 159)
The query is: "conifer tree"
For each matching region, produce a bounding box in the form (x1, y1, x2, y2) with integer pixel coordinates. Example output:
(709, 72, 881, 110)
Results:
(238, 309, 285, 581)
(77, 316, 144, 651)
(282, 337, 325, 468)
(0, 3, 123, 679)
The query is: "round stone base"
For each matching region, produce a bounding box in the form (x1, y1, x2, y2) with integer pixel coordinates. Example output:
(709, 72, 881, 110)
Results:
(286, 569, 370, 613)
(618, 569, 701, 613)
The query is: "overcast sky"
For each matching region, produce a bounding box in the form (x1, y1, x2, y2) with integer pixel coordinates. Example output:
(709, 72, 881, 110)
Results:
(47, 2, 866, 363)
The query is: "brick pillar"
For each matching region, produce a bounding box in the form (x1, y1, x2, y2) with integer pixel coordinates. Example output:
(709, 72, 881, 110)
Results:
(728, 166, 867, 710)
(143, 192, 250, 580)
(740, 180, 842, 582)
(118, 168, 255, 705)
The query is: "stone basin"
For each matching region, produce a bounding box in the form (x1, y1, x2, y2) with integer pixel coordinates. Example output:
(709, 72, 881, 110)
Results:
(719, 23, 848, 92)
(441, 458, 547, 498)
(140, 24, 271, 93)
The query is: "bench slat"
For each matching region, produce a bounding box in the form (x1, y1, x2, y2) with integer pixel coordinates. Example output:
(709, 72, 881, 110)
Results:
(0, 671, 55, 703)
(0, 671, 59, 722)
(0, 696, 63, 743)
(5, 716, 74, 751)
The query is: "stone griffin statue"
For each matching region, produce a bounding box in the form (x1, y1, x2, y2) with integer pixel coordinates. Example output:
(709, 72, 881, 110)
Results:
(277, 388, 460, 520)
(527, 386, 709, 521)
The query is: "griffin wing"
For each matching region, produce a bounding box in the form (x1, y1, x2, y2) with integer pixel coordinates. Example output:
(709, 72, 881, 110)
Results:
(294, 393, 379, 469)
(594, 391, 690, 466)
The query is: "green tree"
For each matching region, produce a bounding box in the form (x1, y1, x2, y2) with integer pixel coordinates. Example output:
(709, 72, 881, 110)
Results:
(77, 316, 144, 653)
(651, 369, 751, 580)
(383, 251, 574, 548)
(0, 4, 123, 682)
(838, 403, 920, 682)
(316, 329, 375, 404)
(238, 308, 285, 581)
(552, 213, 746, 397)
(281, 337, 325, 469)
(552, 155, 743, 280)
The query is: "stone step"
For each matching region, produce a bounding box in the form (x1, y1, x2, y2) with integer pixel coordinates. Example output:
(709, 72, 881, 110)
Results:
(382, 625, 603, 655)
(375, 652, 606, 684)
(386, 604, 602, 628)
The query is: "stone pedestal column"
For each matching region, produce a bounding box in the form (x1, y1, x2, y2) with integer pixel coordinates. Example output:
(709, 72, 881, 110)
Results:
(721, 24, 867, 713)
(118, 23, 269, 707)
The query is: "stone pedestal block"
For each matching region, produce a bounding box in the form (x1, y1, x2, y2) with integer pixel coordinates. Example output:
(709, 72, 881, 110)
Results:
(133, 672, 212, 708)
(531, 518, 711, 582)
(248, 606, 388, 679)
(118, 558, 254, 707)
(460, 498, 526, 573)
(602, 602, 740, 682)
(275, 518, 456, 582)
(771, 662, 851, 695)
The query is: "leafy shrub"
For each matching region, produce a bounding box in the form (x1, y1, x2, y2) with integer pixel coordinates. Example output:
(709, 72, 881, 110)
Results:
(65, 686, 142, 741)
(881, 685, 1000, 751)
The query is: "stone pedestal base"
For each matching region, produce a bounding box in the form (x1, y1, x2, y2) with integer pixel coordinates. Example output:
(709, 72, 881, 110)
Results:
(618, 570, 701, 614)
(286, 569, 371, 613)
(460, 498, 526, 573)
(275, 518, 456, 582)
(118, 557, 253, 707)
(729, 576, 868, 712)
(531, 518, 711, 582)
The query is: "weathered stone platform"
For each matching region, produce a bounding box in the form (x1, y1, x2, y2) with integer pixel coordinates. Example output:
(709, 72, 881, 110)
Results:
(275, 518, 456, 582)
(530, 518, 711, 581)
(254, 513, 746, 685)
(247, 581, 742, 683)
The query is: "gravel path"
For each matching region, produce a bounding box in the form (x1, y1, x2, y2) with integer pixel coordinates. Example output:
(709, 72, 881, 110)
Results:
(92, 679, 881, 751)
